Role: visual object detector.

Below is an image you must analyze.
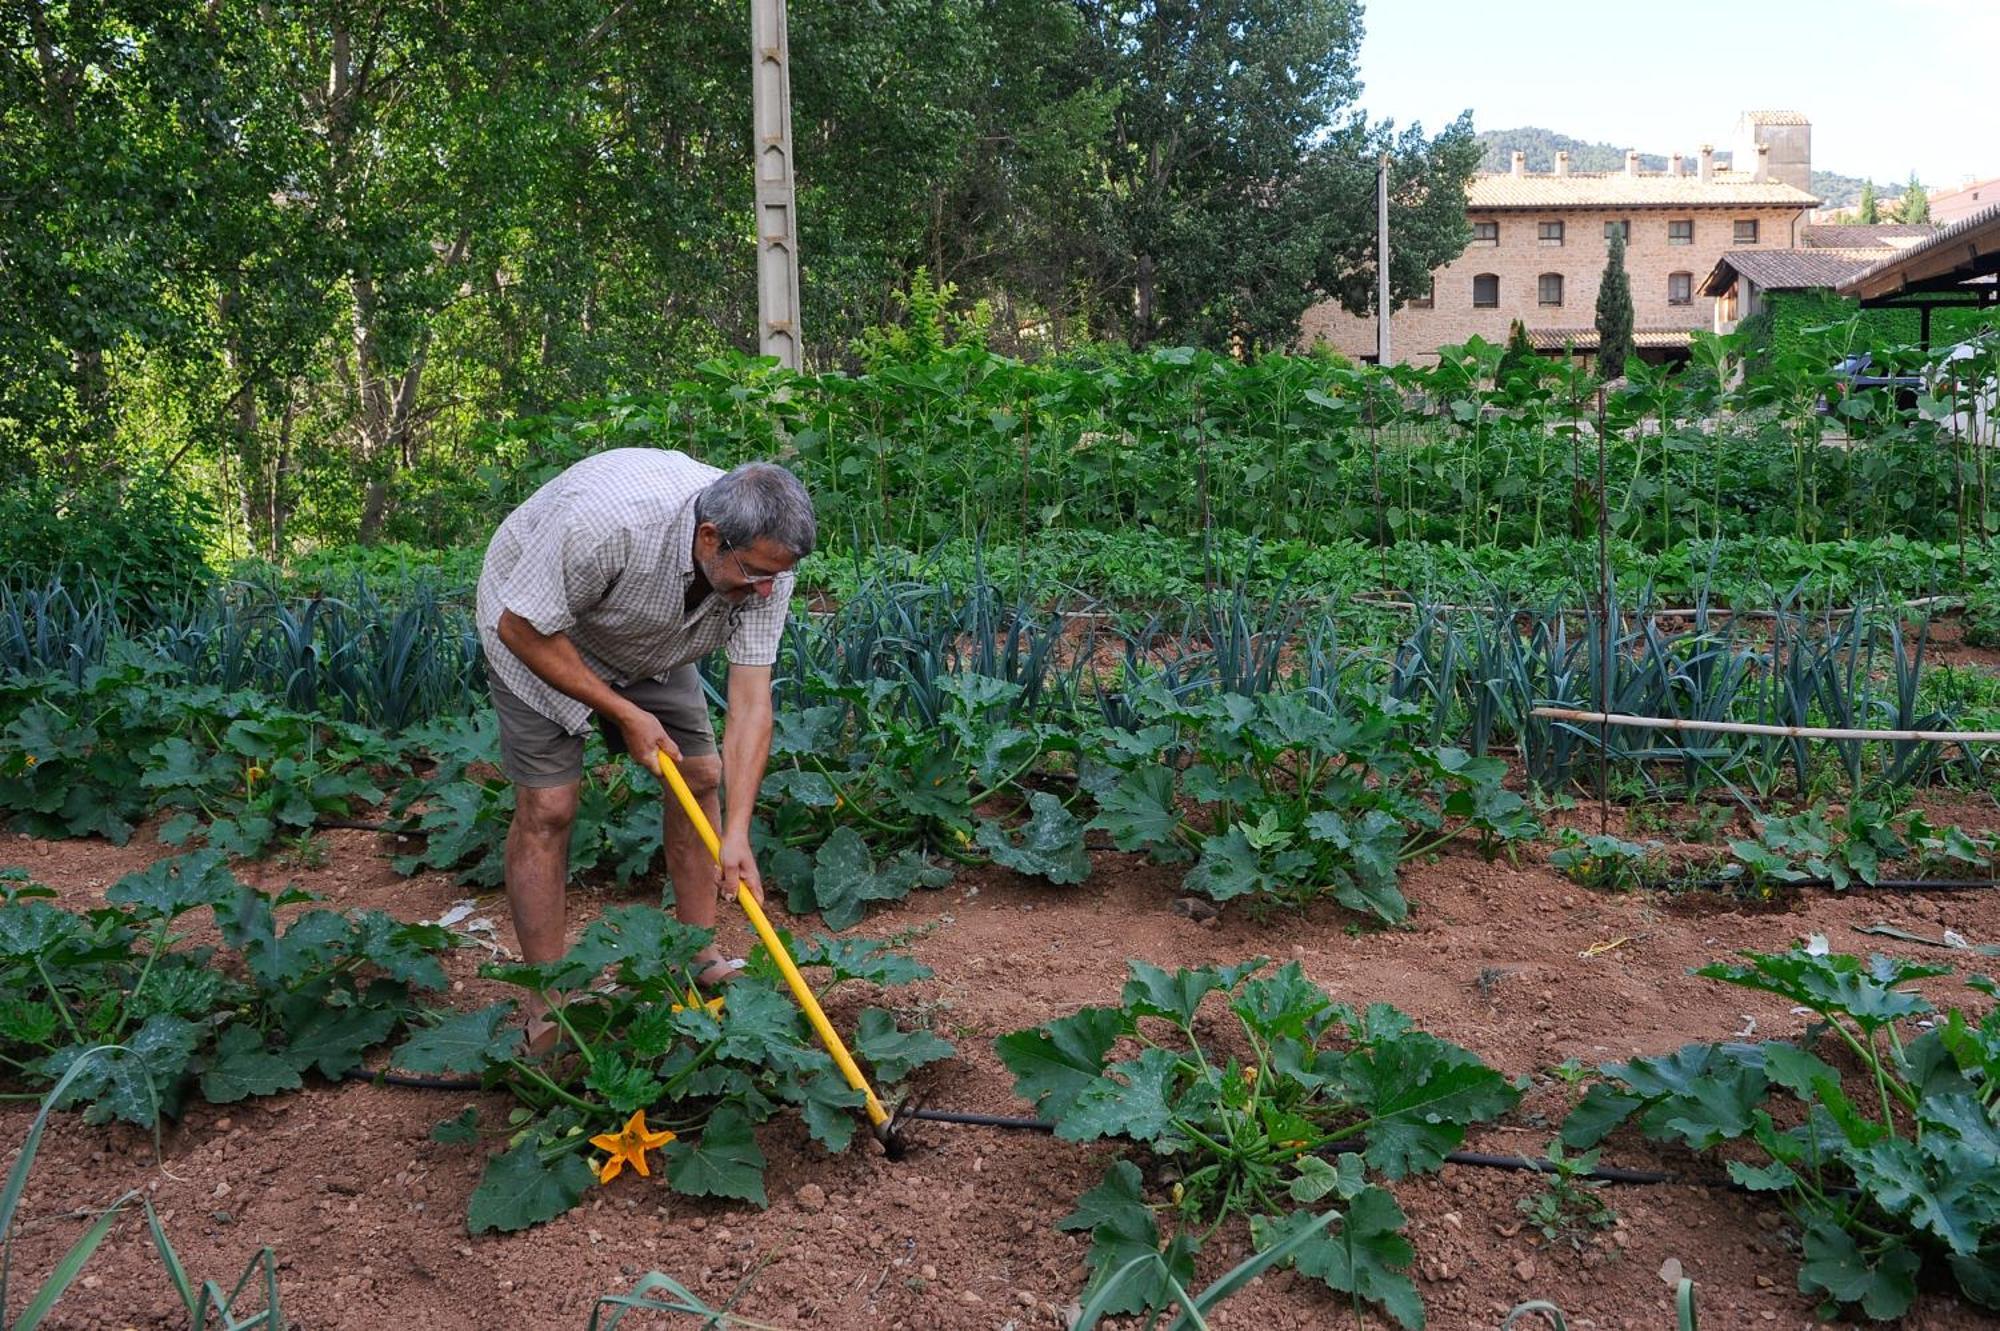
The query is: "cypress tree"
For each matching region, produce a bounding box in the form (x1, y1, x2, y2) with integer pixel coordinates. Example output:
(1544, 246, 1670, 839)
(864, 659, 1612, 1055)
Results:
(1897, 172, 1930, 224)
(1594, 227, 1634, 381)
(1497, 318, 1535, 382)
(1857, 180, 1878, 225)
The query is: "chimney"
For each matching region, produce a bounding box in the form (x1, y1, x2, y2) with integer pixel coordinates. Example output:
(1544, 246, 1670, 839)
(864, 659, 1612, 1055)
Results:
(1668, 153, 1683, 177)
(1553, 150, 1570, 178)
(1511, 150, 1526, 178)
(1625, 150, 1641, 177)
(1698, 145, 1715, 182)
(1752, 143, 1770, 182)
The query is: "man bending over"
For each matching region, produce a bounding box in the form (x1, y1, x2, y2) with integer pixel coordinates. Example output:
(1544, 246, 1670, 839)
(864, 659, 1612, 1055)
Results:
(476, 450, 813, 1045)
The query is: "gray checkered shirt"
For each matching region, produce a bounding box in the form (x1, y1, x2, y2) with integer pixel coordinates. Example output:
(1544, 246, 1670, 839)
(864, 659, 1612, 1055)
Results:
(475, 448, 795, 735)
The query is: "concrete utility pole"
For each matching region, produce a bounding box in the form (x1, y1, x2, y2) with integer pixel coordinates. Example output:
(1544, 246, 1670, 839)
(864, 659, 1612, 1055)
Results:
(1376, 152, 1392, 366)
(751, 0, 801, 369)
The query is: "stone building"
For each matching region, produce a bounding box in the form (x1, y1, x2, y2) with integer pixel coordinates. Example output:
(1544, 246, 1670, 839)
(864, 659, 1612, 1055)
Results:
(1302, 112, 1822, 366)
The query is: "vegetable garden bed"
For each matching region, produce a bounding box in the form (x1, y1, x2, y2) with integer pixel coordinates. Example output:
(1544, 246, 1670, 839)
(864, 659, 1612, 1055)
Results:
(5, 807, 1999, 1329)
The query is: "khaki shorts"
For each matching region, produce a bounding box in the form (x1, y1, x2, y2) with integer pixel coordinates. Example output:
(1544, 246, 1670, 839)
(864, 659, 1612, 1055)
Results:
(489, 665, 717, 788)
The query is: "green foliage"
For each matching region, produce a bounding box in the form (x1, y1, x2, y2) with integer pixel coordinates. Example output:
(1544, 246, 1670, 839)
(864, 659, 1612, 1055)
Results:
(1897, 172, 1931, 224)
(1563, 946, 2000, 1320)
(1549, 831, 1661, 892)
(1595, 229, 1634, 381)
(1515, 1138, 1618, 1246)
(416, 913, 947, 1232)
(850, 268, 992, 370)
(1001, 960, 1517, 1327)
(1858, 180, 1879, 225)
(1090, 684, 1536, 922)
(0, 471, 213, 617)
(1496, 319, 1537, 385)
(0, 855, 450, 1128)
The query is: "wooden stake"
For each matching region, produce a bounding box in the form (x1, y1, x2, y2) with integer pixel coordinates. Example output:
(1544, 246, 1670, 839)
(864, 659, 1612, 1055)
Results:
(1531, 707, 2000, 745)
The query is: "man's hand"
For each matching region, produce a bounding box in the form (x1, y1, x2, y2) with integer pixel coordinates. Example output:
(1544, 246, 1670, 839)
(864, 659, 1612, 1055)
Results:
(718, 828, 765, 905)
(615, 707, 679, 775)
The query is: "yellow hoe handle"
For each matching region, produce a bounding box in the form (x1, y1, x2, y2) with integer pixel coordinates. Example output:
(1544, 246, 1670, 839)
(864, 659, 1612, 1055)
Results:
(654, 748, 890, 1129)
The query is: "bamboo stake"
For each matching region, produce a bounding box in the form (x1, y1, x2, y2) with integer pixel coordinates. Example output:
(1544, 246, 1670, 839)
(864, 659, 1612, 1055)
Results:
(1350, 594, 1955, 618)
(1530, 707, 2000, 745)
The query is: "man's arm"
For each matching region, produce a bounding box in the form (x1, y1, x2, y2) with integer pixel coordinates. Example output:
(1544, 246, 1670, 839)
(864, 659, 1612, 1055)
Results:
(717, 662, 775, 902)
(497, 610, 677, 765)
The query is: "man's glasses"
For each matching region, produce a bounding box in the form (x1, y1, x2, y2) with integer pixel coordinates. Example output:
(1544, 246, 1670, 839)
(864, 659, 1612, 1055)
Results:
(719, 544, 781, 590)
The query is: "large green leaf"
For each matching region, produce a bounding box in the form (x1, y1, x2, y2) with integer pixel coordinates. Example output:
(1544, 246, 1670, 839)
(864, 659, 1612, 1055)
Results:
(467, 1137, 594, 1234)
(1341, 1033, 1520, 1178)
(392, 1003, 519, 1075)
(1696, 949, 1944, 1031)
(199, 1025, 303, 1104)
(1799, 1220, 1919, 1320)
(786, 1068, 865, 1154)
(852, 1008, 952, 1082)
(104, 849, 239, 920)
(1087, 765, 1184, 857)
(808, 828, 952, 931)
(996, 1006, 1126, 1120)
(46, 1014, 199, 1127)
(280, 1003, 397, 1078)
(1851, 1138, 1983, 1256)
(663, 1105, 768, 1206)
(1121, 959, 1228, 1027)
(1058, 1048, 1181, 1144)
(1255, 1186, 1423, 1329)
(976, 791, 1090, 884)
(787, 933, 932, 988)
(1056, 1160, 1196, 1317)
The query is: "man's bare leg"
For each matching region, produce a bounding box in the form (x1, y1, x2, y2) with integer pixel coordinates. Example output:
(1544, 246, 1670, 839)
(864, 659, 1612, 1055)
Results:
(506, 781, 581, 1045)
(661, 754, 736, 984)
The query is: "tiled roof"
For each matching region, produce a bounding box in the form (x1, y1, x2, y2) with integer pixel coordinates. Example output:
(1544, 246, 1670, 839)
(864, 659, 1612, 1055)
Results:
(1741, 110, 1809, 126)
(1698, 247, 1892, 296)
(1800, 223, 1936, 248)
(1837, 201, 2000, 299)
(1526, 328, 1694, 351)
(1467, 172, 1820, 210)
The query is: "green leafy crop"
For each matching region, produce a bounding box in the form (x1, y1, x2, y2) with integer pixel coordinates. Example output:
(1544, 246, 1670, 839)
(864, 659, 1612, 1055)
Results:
(1088, 682, 1538, 923)
(0, 855, 451, 1127)
(1563, 945, 2000, 1320)
(1000, 959, 1519, 1326)
(400, 913, 951, 1233)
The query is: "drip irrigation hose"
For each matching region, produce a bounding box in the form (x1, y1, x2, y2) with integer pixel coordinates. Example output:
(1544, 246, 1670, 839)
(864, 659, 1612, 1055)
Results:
(338, 1076, 1776, 1191)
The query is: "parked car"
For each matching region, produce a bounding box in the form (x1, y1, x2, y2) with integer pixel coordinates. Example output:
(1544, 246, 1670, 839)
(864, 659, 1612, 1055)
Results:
(1817, 351, 1921, 416)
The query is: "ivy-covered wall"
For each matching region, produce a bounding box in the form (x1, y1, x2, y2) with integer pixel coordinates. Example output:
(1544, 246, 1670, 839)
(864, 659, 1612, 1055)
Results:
(1761, 289, 1995, 362)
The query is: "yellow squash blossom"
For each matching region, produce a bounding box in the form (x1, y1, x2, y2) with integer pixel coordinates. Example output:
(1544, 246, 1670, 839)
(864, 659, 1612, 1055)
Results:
(590, 1110, 676, 1184)
(669, 987, 726, 1018)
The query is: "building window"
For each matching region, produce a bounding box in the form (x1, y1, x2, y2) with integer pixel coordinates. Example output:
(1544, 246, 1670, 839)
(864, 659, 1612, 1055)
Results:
(1734, 219, 1759, 244)
(1668, 219, 1694, 245)
(1472, 273, 1499, 308)
(1409, 275, 1434, 309)
(1604, 219, 1631, 242)
(1538, 273, 1564, 307)
(1472, 220, 1499, 246)
(1668, 272, 1693, 305)
(1538, 220, 1564, 245)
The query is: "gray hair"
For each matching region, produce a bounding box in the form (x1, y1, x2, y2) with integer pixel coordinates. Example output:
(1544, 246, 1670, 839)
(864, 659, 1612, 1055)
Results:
(695, 462, 817, 558)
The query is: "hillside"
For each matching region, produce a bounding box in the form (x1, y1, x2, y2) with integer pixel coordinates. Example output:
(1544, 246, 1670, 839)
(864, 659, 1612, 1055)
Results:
(1475, 127, 1870, 208)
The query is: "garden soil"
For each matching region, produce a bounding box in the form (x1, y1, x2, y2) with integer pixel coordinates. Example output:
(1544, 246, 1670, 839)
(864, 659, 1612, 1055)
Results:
(7, 798, 2000, 1331)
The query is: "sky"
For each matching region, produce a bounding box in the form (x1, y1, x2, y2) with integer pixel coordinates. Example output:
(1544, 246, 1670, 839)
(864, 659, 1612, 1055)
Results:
(1357, 0, 1997, 189)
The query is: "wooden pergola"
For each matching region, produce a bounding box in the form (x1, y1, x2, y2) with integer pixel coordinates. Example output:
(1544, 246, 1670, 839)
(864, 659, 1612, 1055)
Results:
(1834, 202, 2000, 347)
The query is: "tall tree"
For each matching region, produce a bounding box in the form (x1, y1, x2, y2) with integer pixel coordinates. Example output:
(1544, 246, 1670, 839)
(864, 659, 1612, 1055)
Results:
(1594, 228, 1634, 381)
(1857, 180, 1879, 225)
(1897, 172, 1930, 224)
(1069, 0, 1479, 349)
